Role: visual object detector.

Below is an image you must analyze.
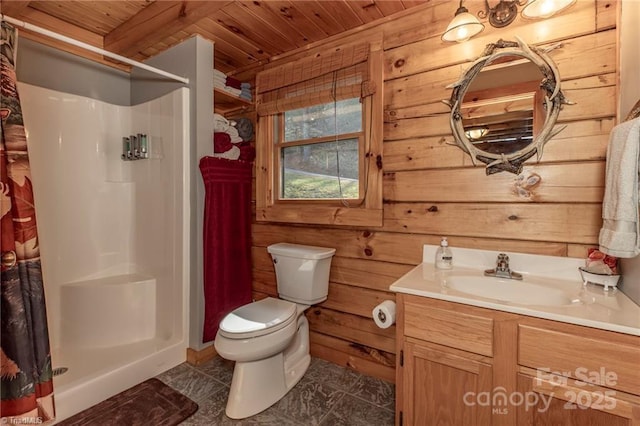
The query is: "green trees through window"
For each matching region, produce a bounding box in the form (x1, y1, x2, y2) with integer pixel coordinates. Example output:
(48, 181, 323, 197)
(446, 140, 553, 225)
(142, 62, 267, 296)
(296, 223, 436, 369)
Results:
(279, 98, 362, 199)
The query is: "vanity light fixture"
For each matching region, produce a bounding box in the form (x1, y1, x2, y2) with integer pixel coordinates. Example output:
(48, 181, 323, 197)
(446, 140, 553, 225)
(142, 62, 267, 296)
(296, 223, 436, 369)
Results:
(478, 0, 527, 28)
(441, 0, 485, 43)
(443, 0, 577, 42)
(521, 0, 577, 19)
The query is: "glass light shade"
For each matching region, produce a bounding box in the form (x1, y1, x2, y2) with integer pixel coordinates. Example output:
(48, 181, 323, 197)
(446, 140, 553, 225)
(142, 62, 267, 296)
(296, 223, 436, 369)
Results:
(442, 11, 485, 43)
(465, 127, 489, 140)
(521, 0, 576, 19)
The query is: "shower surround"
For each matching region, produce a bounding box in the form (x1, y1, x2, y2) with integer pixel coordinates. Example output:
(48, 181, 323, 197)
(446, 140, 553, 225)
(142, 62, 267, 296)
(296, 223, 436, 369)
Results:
(19, 83, 190, 422)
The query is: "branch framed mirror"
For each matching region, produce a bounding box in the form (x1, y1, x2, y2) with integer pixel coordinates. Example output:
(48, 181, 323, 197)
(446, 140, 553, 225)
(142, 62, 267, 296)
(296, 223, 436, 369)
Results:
(444, 37, 572, 174)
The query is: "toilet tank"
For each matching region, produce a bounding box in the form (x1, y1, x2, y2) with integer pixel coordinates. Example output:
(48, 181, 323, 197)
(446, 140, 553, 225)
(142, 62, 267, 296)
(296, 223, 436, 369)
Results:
(267, 243, 336, 305)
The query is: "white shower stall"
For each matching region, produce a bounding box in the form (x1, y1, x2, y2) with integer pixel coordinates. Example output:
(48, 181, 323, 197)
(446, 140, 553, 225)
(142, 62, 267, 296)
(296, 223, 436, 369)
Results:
(19, 83, 190, 421)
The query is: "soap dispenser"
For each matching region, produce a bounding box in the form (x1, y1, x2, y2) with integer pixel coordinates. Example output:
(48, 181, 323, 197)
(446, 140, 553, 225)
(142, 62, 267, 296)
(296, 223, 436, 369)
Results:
(435, 237, 453, 269)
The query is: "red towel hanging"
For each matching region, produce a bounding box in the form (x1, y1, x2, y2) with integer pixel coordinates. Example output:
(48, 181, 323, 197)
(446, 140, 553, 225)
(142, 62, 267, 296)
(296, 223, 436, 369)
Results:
(199, 156, 253, 342)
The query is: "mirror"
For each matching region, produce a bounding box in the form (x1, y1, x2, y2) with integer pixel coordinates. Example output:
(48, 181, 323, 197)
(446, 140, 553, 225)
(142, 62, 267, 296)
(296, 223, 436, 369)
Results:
(445, 37, 572, 174)
(462, 59, 542, 154)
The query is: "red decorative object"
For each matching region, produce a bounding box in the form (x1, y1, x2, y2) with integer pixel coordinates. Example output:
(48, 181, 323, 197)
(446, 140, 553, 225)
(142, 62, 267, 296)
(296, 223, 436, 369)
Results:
(587, 248, 618, 274)
(199, 157, 253, 342)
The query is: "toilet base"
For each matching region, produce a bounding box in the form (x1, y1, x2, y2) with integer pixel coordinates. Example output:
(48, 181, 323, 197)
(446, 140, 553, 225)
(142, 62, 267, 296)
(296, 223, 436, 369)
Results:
(225, 353, 287, 419)
(224, 315, 311, 419)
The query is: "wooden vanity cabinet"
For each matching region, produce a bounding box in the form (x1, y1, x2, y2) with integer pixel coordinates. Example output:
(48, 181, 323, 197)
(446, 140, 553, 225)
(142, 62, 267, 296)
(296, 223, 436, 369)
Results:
(516, 372, 639, 426)
(396, 294, 519, 426)
(402, 339, 493, 425)
(516, 317, 640, 426)
(396, 294, 640, 426)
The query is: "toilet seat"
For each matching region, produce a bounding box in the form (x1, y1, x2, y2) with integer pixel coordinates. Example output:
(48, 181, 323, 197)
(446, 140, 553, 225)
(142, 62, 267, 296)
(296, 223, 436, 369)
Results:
(218, 297, 297, 339)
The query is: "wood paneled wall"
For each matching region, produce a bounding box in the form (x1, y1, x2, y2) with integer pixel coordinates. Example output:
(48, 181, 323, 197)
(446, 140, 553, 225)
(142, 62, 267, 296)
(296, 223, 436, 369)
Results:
(246, 0, 617, 383)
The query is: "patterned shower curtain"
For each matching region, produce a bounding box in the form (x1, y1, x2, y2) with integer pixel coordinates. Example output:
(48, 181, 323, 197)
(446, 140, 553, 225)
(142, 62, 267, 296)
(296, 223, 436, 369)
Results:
(1, 22, 55, 422)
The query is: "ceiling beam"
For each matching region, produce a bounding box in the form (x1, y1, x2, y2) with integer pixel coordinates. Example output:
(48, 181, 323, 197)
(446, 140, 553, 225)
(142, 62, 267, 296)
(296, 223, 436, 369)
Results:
(0, 1, 32, 18)
(104, 0, 233, 57)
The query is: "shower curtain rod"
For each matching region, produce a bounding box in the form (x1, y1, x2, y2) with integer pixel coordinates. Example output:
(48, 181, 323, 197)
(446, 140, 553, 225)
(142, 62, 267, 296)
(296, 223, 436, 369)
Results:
(1, 14, 190, 85)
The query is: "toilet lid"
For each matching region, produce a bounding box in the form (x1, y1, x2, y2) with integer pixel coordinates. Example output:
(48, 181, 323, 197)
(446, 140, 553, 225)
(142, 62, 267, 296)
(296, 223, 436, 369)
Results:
(218, 297, 297, 339)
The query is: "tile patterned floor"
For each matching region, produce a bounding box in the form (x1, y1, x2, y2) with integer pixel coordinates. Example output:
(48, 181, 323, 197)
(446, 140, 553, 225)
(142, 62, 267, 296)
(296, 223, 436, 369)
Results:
(155, 356, 395, 426)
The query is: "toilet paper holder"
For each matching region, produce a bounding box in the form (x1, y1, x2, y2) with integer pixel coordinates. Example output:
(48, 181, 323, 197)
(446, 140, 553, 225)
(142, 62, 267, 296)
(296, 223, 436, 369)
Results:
(377, 310, 387, 323)
(372, 300, 396, 329)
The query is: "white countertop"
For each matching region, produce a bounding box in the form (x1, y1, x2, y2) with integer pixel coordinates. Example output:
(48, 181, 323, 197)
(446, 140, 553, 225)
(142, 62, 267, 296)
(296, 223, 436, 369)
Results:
(389, 245, 640, 336)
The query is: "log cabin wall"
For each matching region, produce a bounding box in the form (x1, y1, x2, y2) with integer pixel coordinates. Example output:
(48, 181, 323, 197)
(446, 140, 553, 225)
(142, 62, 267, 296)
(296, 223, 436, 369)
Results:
(246, 0, 618, 383)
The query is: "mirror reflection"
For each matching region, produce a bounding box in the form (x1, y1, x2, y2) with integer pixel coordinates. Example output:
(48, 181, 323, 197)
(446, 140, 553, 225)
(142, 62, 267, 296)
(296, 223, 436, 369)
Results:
(461, 57, 543, 155)
(445, 38, 571, 175)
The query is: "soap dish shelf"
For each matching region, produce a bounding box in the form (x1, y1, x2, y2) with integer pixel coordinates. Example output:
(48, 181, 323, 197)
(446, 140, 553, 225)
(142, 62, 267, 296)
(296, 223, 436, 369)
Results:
(578, 267, 620, 292)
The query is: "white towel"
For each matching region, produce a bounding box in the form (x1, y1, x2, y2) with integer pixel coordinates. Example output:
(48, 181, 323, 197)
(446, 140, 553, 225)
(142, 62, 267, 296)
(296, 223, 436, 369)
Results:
(214, 113, 230, 133)
(212, 145, 240, 160)
(225, 126, 243, 144)
(213, 69, 227, 79)
(213, 114, 242, 143)
(223, 86, 242, 97)
(599, 117, 640, 258)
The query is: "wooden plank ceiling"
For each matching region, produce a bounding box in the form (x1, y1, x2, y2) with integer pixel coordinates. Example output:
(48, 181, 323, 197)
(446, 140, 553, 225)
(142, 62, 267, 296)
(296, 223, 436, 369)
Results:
(0, 0, 429, 74)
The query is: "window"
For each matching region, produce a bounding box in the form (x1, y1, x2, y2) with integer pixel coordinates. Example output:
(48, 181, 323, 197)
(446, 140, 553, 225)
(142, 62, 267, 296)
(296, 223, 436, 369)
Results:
(278, 98, 362, 200)
(255, 42, 383, 226)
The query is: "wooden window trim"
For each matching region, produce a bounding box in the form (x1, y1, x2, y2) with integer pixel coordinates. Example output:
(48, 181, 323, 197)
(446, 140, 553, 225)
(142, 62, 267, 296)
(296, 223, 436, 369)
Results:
(255, 44, 383, 227)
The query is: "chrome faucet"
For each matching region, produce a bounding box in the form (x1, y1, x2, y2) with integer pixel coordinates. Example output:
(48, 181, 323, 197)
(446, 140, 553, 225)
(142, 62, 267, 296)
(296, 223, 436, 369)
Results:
(484, 253, 523, 280)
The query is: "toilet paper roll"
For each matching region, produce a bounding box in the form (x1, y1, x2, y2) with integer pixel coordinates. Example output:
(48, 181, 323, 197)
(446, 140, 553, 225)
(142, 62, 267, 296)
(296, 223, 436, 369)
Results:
(372, 300, 396, 329)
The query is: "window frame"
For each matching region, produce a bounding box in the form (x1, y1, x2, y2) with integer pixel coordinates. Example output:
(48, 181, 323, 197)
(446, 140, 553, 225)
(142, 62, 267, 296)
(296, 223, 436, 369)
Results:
(255, 42, 383, 227)
(274, 100, 366, 205)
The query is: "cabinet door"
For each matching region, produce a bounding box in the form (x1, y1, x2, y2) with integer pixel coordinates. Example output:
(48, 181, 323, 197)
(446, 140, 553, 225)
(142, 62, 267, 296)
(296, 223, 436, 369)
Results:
(516, 373, 640, 426)
(402, 340, 493, 426)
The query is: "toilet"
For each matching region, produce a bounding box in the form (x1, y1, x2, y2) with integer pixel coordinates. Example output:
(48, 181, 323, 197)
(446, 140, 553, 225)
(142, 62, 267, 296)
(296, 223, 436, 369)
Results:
(214, 242, 336, 419)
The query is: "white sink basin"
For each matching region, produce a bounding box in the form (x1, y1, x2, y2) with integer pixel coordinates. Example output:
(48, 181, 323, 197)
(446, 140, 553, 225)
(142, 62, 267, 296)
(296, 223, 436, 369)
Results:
(446, 275, 574, 307)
